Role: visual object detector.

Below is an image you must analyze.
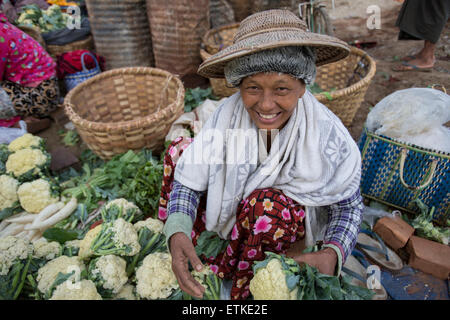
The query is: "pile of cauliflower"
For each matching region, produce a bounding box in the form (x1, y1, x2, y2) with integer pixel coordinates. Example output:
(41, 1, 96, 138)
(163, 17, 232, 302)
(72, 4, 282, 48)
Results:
(1, 134, 58, 217)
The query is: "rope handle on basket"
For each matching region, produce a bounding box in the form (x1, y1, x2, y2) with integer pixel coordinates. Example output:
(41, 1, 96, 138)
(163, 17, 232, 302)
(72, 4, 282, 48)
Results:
(430, 84, 447, 94)
(399, 148, 438, 191)
(80, 52, 100, 72)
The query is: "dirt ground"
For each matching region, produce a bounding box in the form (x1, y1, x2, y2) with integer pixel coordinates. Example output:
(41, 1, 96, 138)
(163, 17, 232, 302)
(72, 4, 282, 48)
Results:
(38, 0, 450, 167)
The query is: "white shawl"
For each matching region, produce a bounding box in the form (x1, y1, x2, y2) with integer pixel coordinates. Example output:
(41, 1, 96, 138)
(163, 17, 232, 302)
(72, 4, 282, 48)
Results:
(174, 90, 361, 242)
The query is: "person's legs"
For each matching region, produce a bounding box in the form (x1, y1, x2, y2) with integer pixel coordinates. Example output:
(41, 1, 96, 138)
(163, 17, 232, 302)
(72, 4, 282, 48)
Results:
(400, 40, 436, 66)
(214, 188, 306, 300)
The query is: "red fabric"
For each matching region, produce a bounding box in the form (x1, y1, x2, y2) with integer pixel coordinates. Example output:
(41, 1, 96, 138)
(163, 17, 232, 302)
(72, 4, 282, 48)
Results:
(0, 115, 21, 127)
(56, 50, 105, 79)
(158, 136, 306, 300)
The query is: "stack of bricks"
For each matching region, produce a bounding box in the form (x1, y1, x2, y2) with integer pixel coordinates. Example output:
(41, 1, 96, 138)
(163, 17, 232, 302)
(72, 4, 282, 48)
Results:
(373, 216, 450, 280)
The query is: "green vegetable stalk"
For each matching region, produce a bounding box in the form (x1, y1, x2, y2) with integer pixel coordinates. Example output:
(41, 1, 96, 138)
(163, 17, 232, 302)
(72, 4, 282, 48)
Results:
(126, 227, 166, 277)
(0, 255, 32, 300)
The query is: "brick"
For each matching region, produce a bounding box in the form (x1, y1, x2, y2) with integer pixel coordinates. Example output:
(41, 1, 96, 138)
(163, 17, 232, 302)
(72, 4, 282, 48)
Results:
(406, 236, 450, 280)
(373, 216, 415, 250)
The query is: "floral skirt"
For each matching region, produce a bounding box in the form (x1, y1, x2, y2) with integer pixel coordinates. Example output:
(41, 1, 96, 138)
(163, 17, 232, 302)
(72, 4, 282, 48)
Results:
(158, 136, 306, 300)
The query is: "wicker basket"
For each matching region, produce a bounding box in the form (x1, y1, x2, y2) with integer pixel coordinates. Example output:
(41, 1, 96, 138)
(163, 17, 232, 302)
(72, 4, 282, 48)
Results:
(46, 35, 94, 58)
(17, 25, 47, 49)
(314, 46, 376, 127)
(146, 0, 210, 77)
(86, 0, 154, 70)
(202, 22, 239, 55)
(209, 0, 235, 28)
(64, 67, 185, 160)
(228, 0, 252, 22)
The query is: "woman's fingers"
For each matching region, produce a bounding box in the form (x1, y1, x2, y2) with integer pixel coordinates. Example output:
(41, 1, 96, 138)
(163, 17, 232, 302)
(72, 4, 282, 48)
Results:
(170, 233, 206, 298)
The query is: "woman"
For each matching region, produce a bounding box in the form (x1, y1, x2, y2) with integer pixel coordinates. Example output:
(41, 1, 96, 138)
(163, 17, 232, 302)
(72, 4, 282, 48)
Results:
(393, 0, 450, 72)
(158, 9, 363, 300)
(0, 9, 60, 131)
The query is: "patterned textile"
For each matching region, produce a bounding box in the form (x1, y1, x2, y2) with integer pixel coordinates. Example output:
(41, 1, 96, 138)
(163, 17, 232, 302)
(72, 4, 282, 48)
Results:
(1, 77, 60, 118)
(159, 136, 306, 300)
(0, 13, 56, 87)
(174, 91, 362, 239)
(323, 189, 364, 261)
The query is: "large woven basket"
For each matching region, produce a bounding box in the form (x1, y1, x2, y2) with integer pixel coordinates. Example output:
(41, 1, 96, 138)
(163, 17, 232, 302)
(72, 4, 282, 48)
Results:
(46, 35, 94, 58)
(64, 67, 185, 160)
(86, 0, 154, 70)
(228, 0, 252, 22)
(146, 0, 210, 77)
(314, 46, 376, 127)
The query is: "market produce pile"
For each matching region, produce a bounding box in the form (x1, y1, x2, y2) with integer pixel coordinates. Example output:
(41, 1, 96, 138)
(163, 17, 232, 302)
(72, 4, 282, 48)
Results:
(0, 133, 377, 300)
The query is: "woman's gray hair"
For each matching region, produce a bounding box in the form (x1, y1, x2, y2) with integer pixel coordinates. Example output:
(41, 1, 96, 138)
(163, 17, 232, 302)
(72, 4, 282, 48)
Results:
(224, 46, 317, 87)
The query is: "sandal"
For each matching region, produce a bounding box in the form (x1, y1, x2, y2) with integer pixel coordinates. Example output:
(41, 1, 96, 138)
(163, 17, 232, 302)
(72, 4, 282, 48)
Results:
(342, 249, 388, 300)
(356, 229, 403, 271)
(392, 61, 433, 72)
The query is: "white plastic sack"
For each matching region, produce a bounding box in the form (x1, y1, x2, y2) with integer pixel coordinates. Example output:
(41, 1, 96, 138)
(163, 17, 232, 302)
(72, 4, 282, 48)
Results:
(366, 88, 450, 153)
(0, 121, 27, 144)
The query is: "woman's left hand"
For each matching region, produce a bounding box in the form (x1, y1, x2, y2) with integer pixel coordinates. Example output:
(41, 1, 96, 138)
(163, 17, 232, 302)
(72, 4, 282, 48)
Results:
(289, 247, 337, 276)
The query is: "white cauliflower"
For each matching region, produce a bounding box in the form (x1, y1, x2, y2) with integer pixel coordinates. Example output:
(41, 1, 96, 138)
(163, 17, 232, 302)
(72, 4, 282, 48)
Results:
(88, 255, 128, 296)
(17, 179, 59, 213)
(32, 238, 61, 260)
(0, 174, 19, 210)
(36, 255, 86, 294)
(249, 253, 299, 300)
(5, 148, 48, 179)
(102, 198, 142, 222)
(50, 279, 102, 300)
(133, 217, 164, 234)
(190, 266, 222, 300)
(113, 283, 137, 300)
(105, 198, 139, 212)
(8, 134, 43, 152)
(0, 236, 32, 275)
(90, 218, 140, 257)
(135, 252, 179, 300)
(78, 224, 102, 260)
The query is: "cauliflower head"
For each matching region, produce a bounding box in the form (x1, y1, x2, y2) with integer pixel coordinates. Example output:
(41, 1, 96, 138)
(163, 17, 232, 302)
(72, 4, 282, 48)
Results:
(111, 218, 140, 256)
(135, 252, 179, 300)
(6, 148, 48, 179)
(249, 257, 298, 300)
(89, 255, 128, 295)
(8, 134, 43, 152)
(36, 255, 86, 294)
(90, 218, 140, 257)
(50, 279, 102, 300)
(114, 283, 137, 300)
(0, 236, 32, 275)
(133, 217, 164, 234)
(17, 178, 59, 213)
(102, 198, 142, 222)
(32, 238, 61, 261)
(78, 224, 102, 260)
(0, 174, 19, 210)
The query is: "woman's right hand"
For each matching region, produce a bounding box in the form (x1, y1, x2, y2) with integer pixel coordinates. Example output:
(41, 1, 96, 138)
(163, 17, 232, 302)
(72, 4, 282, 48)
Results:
(169, 232, 205, 299)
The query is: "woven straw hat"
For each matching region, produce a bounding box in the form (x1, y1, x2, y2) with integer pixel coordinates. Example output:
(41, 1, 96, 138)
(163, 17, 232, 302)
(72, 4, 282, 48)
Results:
(198, 9, 350, 78)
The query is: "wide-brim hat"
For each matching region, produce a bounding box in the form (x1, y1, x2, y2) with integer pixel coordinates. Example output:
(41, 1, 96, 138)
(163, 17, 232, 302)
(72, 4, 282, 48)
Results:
(198, 9, 350, 79)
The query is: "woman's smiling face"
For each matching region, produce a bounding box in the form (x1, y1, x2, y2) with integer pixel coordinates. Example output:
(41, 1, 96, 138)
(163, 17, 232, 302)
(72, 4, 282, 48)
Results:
(240, 72, 306, 130)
